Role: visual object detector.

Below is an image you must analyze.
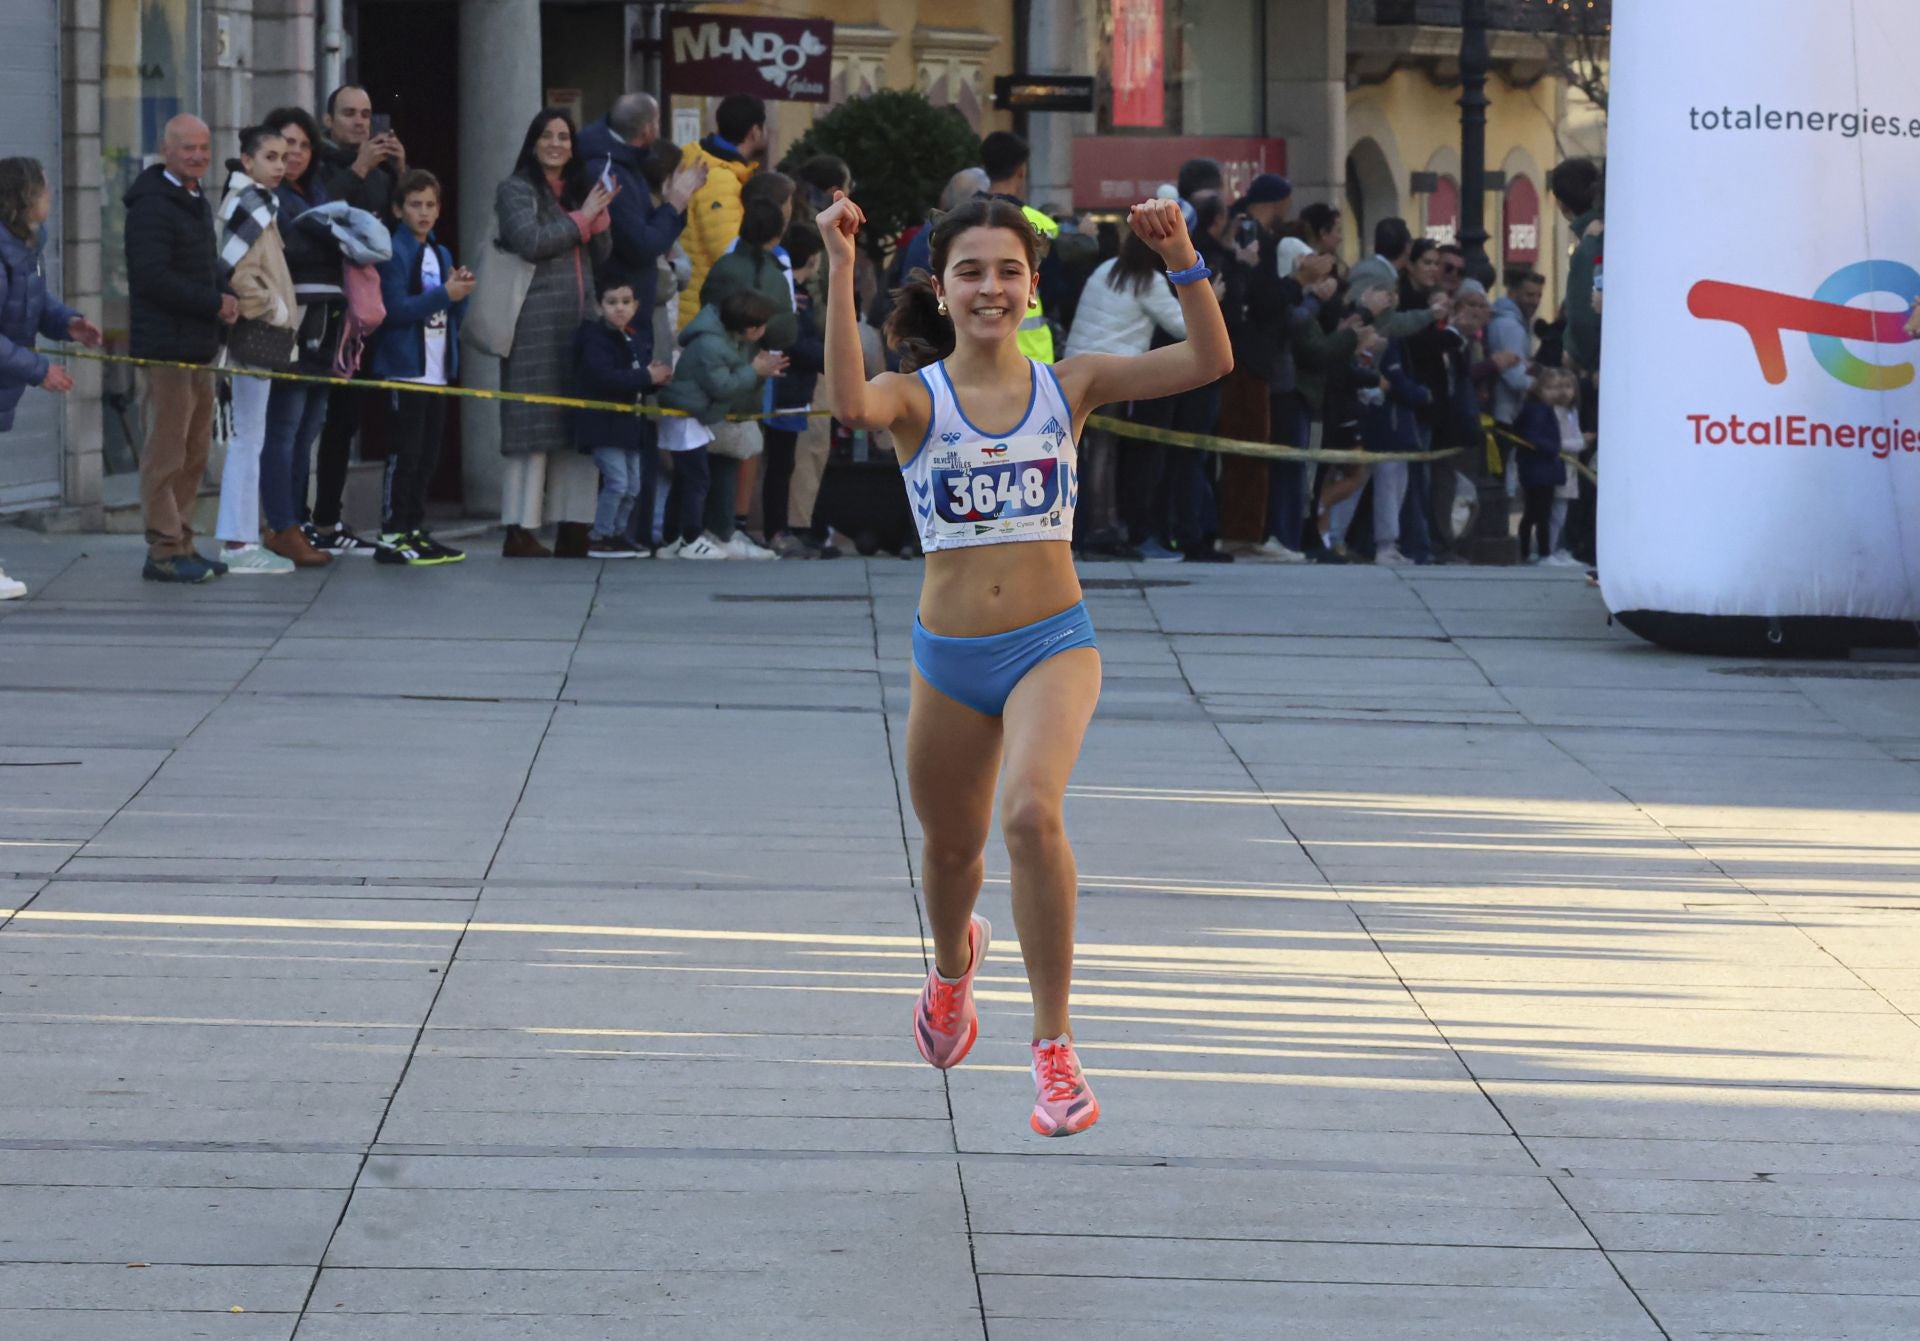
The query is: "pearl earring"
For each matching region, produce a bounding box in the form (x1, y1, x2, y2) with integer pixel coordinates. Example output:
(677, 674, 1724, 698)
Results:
(936, 298, 949, 316)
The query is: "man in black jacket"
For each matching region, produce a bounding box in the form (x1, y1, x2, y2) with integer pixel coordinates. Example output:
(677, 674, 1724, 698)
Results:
(578, 92, 707, 344)
(305, 84, 406, 554)
(125, 114, 236, 583)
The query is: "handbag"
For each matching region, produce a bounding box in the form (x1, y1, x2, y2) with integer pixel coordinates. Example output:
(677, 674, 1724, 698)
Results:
(460, 238, 535, 359)
(226, 317, 297, 370)
(706, 419, 763, 461)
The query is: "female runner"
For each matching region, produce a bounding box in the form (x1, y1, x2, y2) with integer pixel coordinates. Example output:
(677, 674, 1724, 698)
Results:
(817, 190, 1231, 1136)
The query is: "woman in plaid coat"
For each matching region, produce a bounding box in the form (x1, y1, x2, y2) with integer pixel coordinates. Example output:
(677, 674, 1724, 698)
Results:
(495, 108, 614, 558)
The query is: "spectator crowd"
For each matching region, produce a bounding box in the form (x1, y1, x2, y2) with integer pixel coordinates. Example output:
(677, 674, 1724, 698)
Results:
(0, 76, 1603, 593)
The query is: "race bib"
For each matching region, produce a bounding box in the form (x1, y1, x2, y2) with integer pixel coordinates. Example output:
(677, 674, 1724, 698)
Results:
(924, 431, 1070, 542)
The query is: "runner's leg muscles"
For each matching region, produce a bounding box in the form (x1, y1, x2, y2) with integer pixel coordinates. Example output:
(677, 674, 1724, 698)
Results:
(906, 668, 1003, 979)
(997, 648, 1101, 1041)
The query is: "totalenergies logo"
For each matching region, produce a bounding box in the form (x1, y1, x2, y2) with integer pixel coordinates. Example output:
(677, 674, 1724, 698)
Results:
(1689, 261, 1920, 390)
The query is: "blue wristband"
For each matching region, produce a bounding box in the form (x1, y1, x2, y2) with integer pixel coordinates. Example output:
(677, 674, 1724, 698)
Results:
(1166, 259, 1212, 287)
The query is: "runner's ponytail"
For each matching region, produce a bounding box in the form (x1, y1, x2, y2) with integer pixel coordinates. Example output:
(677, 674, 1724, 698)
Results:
(885, 268, 953, 373)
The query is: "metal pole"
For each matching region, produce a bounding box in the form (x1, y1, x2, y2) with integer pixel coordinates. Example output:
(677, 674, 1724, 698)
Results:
(1460, 0, 1514, 564)
(320, 0, 346, 102)
(1458, 0, 1493, 286)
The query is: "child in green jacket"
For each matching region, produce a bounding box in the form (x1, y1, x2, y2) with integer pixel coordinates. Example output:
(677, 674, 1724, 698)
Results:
(656, 288, 786, 558)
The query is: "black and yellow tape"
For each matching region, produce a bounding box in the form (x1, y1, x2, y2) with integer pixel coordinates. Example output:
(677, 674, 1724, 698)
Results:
(1483, 415, 1600, 484)
(46, 347, 1469, 467)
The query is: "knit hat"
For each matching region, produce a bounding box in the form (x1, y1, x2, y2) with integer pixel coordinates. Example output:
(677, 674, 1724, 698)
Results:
(1232, 173, 1293, 210)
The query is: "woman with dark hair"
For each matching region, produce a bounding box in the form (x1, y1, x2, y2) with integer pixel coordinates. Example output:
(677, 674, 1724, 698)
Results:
(255, 105, 341, 567)
(0, 157, 102, 599)
(819, 189, 1231, 1137)
(1060, 229, 1187, 558)
(495, 108, 616, 557)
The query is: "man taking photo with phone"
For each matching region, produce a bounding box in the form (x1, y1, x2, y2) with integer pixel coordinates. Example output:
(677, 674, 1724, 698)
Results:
(320, 85, 405, 220)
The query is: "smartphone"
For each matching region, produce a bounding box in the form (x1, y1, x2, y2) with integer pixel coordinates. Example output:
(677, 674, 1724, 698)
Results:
(370, 113, 392, 138)
(1235, 217, 1258, 247)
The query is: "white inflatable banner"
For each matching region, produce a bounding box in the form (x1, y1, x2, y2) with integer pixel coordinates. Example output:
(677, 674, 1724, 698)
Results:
(1601, 0, 1920, 628)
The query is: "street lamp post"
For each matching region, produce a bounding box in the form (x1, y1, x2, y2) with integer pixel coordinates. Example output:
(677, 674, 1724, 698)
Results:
(1460, 0, 1516, 563)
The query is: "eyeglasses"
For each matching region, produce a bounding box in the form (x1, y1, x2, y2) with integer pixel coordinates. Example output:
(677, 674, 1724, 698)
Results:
(1442, 263, 1464, 276)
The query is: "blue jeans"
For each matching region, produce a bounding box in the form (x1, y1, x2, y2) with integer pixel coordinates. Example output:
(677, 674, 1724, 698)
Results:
(591, 446, 645, 538)
(1265, 392, 1311, 551)
(262, 381, 329, 533)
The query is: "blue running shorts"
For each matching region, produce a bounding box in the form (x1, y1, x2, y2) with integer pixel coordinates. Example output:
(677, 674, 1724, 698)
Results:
(911, 602, 1099, 717)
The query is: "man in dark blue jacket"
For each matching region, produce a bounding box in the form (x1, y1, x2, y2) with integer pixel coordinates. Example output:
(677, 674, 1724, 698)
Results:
(577, 93, 707, 364)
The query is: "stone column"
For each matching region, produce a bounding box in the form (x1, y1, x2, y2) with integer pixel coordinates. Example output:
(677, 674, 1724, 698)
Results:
(60, 0, 105, 524)
(1024, 0, 1097, 212)
(458, 0, 543, 517)
(1264, 0, 1345, 209)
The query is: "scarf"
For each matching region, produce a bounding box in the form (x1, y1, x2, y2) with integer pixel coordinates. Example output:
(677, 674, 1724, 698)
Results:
(217, 168, 278, 278)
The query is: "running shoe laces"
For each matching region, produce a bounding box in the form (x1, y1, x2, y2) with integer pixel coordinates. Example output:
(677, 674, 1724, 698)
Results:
(1034, 1040, 1081, 1103)
(924, 976, 965, 1034)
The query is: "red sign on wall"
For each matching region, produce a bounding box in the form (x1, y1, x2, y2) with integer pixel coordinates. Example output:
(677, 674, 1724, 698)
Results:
(1071, 136, 1288, 211)
(665, 14, 833, 103)
(1505, 175, 1542, 264)
(1110, 0, 1165, 128)
(1424, 177, 1460, 244)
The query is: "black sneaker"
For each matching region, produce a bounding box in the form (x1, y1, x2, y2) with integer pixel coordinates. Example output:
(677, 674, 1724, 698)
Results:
(194, 549, 230, 576)
(143, 554, 218, 584)
(586, 533, 636, 559)
(416, 532, 465, 564)
(1181, 545, 1234, 564)
(374, 532, 441, 567)
(312, 523, 378, 556)
(1307, 544, 1350, 565)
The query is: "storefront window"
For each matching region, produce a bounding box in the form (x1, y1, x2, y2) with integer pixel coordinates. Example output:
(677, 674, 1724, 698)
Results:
(1097, 0, 1263, 137)
(100, 0, 199, 476)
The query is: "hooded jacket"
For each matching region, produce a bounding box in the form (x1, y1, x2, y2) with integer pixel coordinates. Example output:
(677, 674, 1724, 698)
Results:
(123, 164, 228, 363)
(657, 304, 762, 425)
(699, 244, 797, 350)
(1486, 295, 1536, 425)
(676, 135, 757, 330)
(576, 116, 686, 354)
(0, 225, 81, 432)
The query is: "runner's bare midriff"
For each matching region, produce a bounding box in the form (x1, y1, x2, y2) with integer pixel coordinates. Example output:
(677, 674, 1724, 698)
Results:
(919, 541, 1083, 638)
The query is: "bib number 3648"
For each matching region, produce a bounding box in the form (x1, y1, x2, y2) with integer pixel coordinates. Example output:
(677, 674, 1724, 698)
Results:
(938, 462, 1055, 522)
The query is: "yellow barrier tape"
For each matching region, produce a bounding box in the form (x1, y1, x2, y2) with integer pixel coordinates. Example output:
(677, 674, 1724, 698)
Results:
(1085, 412, 1461, 466)
(47, 346, 1475, 466)
(41, 347, 821, 423)
(1484, 416, 1599, 485)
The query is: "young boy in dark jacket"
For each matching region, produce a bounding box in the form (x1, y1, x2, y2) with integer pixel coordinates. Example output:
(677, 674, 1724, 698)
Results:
(369, 169, 473, 566)
(576, 272, 674, 557)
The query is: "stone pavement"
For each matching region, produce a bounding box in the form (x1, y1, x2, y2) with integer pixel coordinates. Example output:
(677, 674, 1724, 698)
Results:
(0, 524, 1917, 1339)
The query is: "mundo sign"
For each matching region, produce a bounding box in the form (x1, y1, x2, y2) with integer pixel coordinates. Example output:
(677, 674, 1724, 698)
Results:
(665, 15, 833, 103)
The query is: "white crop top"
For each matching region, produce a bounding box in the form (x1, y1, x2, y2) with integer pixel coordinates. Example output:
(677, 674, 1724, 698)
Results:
(901, 358, 1078, 553)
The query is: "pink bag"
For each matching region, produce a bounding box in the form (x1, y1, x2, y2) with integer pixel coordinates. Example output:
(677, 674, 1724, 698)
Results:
(333, 261, 388, 377)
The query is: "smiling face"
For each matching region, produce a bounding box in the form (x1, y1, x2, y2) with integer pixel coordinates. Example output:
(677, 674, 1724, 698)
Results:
(162, 116, 211, 187)
(934, 225, 1036, 346)
(276, 121, 312, 186)
(535, 118, 572, 175)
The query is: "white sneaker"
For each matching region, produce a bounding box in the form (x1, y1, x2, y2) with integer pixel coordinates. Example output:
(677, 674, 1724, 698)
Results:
(0, 568, 25, 600)
(221, 543, 295, 575)
(1375, 545, 1410, 566)
(1249, 538, 1306, 563)
(656, 538, 684, 560)
(727, 531, 777, 561)
(1544, 551, 1581, 568)
(679, 535, 728, 560)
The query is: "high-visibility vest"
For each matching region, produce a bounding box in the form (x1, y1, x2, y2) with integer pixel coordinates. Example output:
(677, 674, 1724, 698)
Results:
(1018, 204, 1058, 364)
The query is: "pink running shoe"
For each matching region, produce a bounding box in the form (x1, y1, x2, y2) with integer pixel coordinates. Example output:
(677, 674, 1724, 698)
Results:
(913, 914, 991, 1069)
(1030, 1035, 1101, 1137)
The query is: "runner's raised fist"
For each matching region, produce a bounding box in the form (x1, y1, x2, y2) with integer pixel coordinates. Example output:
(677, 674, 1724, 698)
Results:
(816, 189, 865, 265)
(1127, 198, 1197, 268)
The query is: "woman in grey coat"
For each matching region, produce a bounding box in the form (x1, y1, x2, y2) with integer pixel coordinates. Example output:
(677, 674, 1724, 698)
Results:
(495, 108, 614, 557)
